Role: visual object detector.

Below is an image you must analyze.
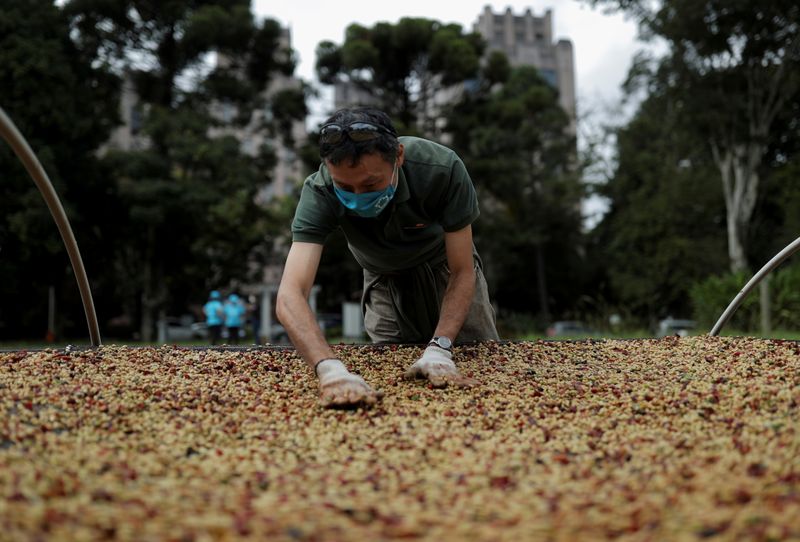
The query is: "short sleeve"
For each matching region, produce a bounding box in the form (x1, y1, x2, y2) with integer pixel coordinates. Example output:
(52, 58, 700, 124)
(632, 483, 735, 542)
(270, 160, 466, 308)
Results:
(291, 176, 338, 244)
(440, 158, 480, 232)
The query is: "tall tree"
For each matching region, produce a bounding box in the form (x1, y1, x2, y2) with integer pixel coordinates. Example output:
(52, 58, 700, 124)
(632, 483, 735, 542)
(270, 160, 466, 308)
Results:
(0, 0, 119, 340)
(590, 89, 728, 322)
(447, 66, 586, 323)
(584, 0, 800, 273)
(315, 18, 484, 131)
(64, 0, 306, 340)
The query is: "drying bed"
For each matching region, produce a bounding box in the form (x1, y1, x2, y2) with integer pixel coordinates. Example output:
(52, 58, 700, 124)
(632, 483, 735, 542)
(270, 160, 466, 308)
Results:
(1, 337, 799, 541)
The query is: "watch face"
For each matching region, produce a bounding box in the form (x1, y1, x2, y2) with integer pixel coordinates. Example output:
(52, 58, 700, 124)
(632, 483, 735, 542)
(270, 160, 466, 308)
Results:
(435, 336, 452, 349)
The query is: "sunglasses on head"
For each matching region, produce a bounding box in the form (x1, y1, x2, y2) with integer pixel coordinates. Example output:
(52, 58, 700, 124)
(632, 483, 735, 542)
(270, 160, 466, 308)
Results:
(319, 121, 397, 146)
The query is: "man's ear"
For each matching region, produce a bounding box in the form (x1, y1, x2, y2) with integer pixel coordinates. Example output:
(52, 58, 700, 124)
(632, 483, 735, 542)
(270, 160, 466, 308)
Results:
(397, 143, 405, 167)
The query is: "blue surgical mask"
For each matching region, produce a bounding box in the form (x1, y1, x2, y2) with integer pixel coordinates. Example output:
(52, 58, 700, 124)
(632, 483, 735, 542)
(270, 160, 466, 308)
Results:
(334, 162, 398, 218)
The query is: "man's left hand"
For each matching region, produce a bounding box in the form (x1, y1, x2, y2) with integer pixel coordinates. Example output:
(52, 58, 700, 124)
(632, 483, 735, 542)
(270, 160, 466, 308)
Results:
(404, 345, 478, 388)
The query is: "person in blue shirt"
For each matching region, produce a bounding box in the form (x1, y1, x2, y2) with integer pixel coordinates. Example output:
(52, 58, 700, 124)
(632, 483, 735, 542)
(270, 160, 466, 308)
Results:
(203, 290, 224, 345)
(224, 293, 246, 345)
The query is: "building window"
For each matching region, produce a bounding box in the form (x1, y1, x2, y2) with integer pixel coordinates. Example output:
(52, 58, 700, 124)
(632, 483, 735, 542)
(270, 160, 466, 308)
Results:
(539, 69, 557, 88)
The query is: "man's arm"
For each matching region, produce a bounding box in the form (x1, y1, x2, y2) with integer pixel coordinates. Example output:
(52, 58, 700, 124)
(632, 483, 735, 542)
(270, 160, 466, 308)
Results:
(434, 224, 476, 341)
(275, 242, 335, 371)
(277, 242, 381, 407)
(404, 225, 478, 388)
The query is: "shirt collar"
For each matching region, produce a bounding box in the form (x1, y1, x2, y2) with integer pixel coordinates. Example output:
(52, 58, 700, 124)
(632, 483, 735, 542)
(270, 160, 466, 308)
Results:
(394, 165, 410, 204)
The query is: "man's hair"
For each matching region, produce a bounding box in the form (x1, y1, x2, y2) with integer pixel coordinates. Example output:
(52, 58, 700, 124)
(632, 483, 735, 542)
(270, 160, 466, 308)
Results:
(319, 107, 399, 166)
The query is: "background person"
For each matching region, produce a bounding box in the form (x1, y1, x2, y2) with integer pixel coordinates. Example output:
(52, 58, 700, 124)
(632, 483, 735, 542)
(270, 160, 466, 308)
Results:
(223, 293, 246, 345)
(203, 290, 224, 345)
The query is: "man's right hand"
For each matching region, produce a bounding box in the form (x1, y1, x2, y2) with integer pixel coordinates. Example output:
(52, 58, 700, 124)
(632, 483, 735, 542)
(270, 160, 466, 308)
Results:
(316, 359, 381, 408)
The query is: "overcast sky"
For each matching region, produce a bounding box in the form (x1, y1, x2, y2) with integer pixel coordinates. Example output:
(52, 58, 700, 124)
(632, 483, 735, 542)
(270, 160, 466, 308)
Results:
(252, 0, 643, 124)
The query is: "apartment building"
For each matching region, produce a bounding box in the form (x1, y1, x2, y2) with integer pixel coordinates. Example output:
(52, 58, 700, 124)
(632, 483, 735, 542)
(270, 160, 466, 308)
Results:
(473, 5, 576, 129)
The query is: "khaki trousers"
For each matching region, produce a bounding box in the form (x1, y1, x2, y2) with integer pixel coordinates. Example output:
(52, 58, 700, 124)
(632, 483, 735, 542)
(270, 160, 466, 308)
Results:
(363, 257, 499, 344)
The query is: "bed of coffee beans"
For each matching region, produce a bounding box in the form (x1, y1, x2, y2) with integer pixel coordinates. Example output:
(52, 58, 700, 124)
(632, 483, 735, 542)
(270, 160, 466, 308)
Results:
(1, 337, 799, 540)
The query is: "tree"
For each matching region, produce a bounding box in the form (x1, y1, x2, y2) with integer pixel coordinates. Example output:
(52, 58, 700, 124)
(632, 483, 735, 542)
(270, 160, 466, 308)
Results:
(447, 66, 586, 324)
(315, 18, 484, 131)
(63, 0, 306, 340)
(0, 0, 119, 340)
(589, 90, 728, 322)
(584, 0, 800, 274)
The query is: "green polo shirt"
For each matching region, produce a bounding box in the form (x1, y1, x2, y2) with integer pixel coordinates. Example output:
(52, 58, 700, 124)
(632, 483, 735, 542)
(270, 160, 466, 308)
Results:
(291, 136, 479, 274)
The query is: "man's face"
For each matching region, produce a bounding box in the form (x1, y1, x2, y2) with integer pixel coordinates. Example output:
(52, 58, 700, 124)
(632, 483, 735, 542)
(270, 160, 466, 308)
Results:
(326, 148, 403, 194)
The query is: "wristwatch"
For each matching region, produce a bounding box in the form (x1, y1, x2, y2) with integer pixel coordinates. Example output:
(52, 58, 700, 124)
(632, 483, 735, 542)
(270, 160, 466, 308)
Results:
(429, 336, 453, 351)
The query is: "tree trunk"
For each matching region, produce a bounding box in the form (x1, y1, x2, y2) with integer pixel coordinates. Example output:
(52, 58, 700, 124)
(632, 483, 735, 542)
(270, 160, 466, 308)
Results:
(139, 226, 164, 343)
(759, 277, 771, 335)
(140, 258, 154, 342)
(711, 142, 762, 273)
(712, 139, 771, 333)
(534, 243, 550, 323)
(726, 212, 748, 273)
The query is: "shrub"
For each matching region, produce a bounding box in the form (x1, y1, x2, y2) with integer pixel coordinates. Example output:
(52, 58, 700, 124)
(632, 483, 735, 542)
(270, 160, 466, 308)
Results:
(690, 264, 800, 331)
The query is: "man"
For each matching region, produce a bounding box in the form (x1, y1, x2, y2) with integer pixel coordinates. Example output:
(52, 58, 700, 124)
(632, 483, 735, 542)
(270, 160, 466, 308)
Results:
(276, 108, 498, 408)
(223, 293, 246, 345)
(203, 290, 224, 345)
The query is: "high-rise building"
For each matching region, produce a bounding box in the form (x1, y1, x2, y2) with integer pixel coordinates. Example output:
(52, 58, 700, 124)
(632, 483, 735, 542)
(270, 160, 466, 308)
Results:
(473, 6, 576, 130)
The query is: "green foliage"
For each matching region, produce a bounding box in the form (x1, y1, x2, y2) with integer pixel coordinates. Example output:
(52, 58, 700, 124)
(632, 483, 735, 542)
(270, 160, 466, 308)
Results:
(581, 0, 800, 327)
(2, 0, 306, 340)
(270, 87, 309, 146)
(750, 153, 800, 266)
(772, 264, 800, 329)
(589, 88, 729, 321)
(482, 51, 511, 88)
(447, 66, 586, 320)
(690, 272, 755, 330)
(314, 17, 484, 127)
(0, 0, 120, 340)
(691, 263, 800, 332)
(584, 0, 800, 277)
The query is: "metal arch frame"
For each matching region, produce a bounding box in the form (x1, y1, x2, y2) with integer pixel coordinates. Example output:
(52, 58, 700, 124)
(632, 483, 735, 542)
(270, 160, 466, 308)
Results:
(0, 106, 101, 346)
(709, 236, 800, 336)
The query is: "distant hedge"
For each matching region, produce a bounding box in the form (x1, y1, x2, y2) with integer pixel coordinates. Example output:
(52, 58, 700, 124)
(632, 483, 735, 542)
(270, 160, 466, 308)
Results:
(691, 264, 800, 331)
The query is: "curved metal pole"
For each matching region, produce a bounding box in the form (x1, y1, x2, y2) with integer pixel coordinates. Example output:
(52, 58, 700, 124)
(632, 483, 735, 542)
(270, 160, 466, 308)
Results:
(0, 107, 101, 346)
(710, 236, 800, 336)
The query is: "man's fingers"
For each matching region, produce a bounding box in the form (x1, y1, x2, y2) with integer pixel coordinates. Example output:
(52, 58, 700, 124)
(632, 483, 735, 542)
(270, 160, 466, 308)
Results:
(321, 390, 358, 408)
(448, 373, 479, 388)
(403, 364, 425, 380)
(407, 365, 480, 389)
(319, 381, 380, 409)
(346, 386, 364, 404)
(319, 391, 337, 408)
